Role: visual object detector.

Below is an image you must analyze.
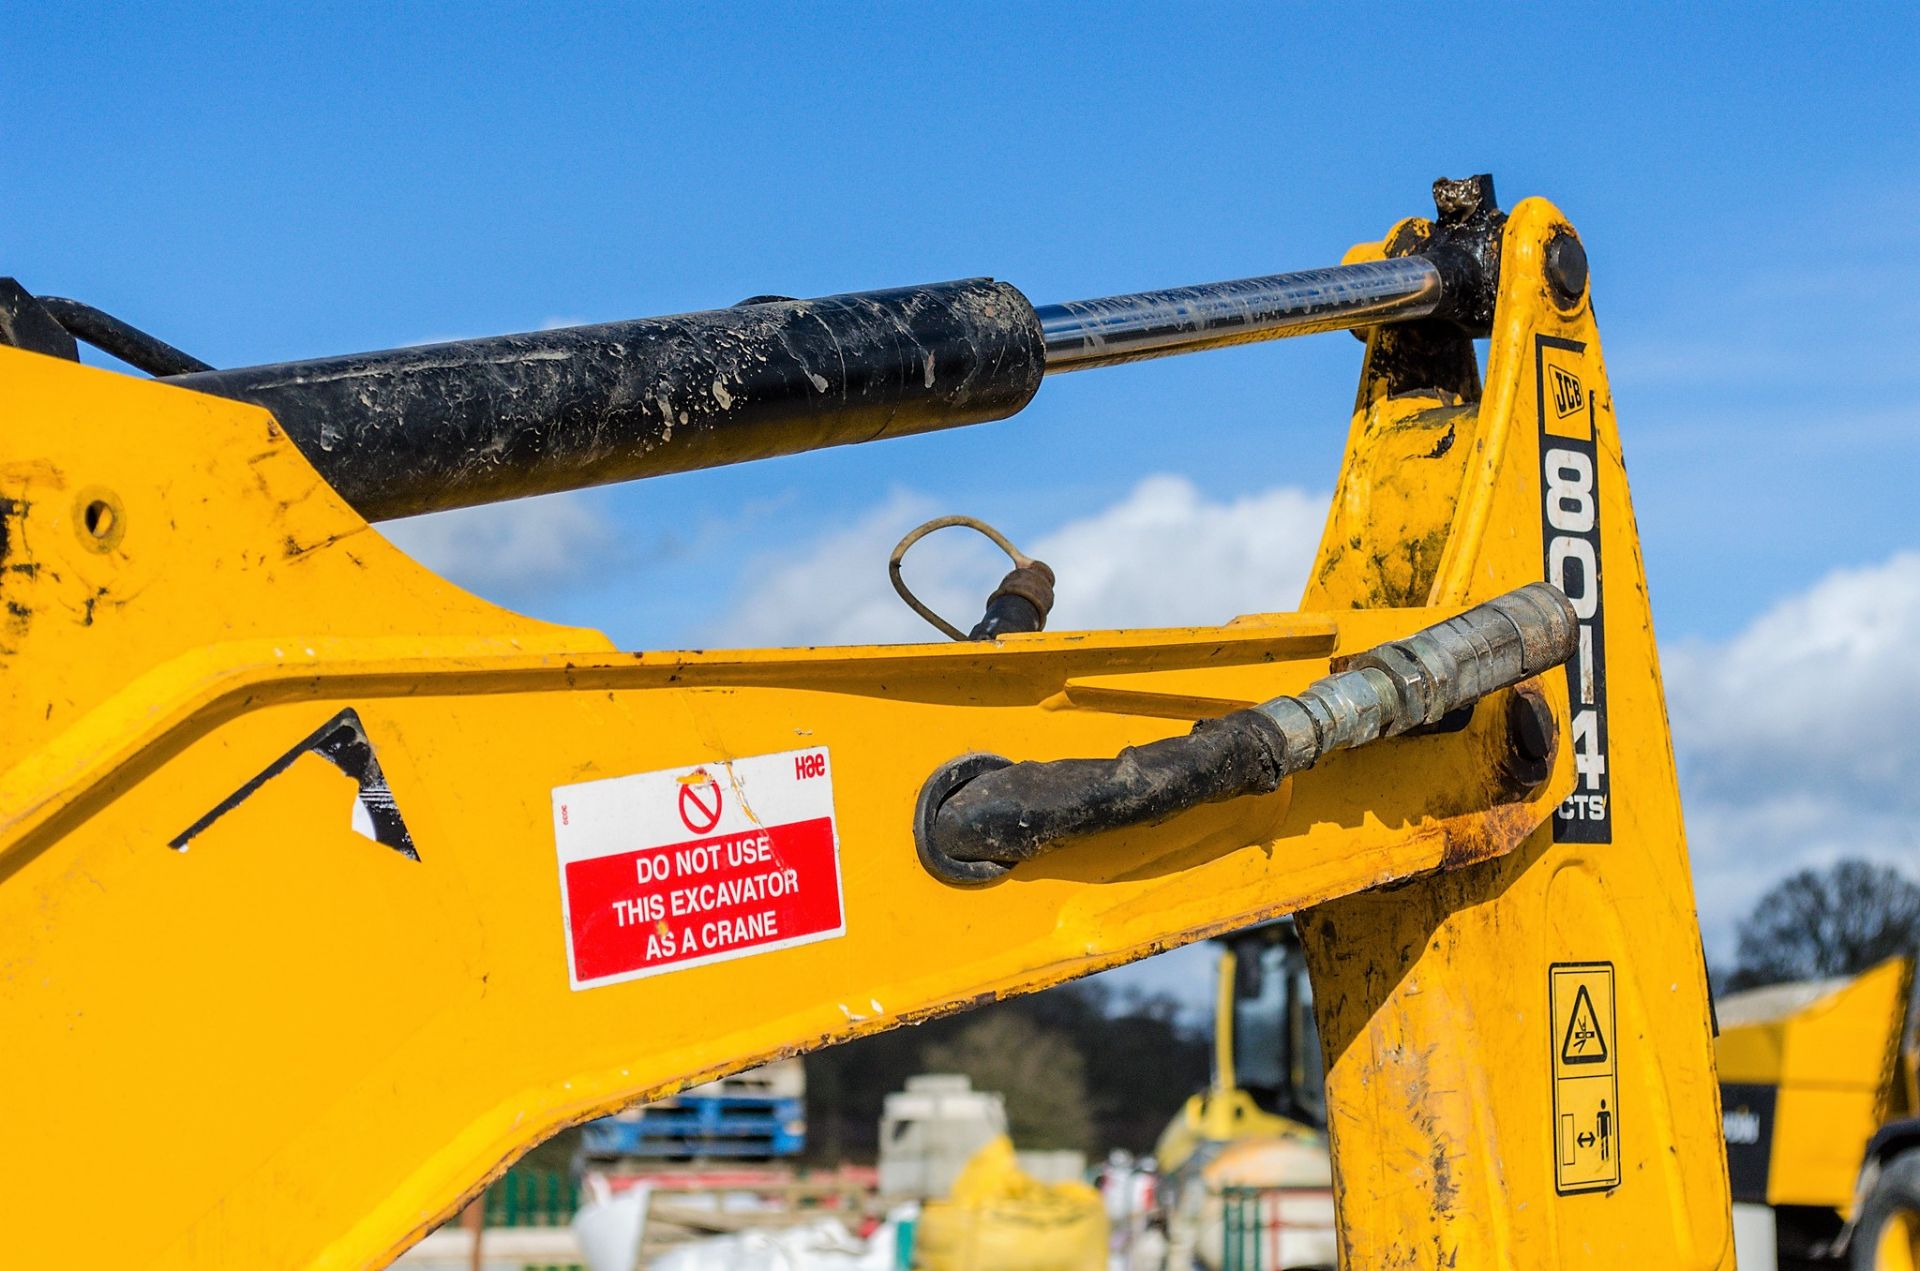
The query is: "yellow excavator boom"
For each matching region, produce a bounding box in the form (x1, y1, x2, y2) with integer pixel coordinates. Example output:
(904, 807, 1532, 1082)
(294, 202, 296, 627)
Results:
(0, 178, 1732, 1267)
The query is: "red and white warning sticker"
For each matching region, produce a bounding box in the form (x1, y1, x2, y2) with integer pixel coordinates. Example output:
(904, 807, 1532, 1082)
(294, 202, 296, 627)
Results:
(553, 747, 845, 991)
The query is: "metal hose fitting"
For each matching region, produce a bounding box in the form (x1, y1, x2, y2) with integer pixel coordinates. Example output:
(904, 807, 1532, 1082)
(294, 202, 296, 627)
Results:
(1254, 581, 1576, 760)
(915, 582, 1577, 884)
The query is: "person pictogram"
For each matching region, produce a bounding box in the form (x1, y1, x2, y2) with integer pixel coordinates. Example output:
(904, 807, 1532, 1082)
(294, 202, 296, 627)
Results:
(1596, 1099, 1612, 1160)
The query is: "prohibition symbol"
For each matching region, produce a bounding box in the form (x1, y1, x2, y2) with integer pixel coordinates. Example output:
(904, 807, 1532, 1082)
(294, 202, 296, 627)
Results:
(678, 773, 723, 834)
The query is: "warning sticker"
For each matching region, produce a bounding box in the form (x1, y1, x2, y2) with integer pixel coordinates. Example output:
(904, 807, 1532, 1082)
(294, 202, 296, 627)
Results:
(1550, 962, 1621, 1193)
(1536, 334, 1611, 844)
(553, 748, 845, 991)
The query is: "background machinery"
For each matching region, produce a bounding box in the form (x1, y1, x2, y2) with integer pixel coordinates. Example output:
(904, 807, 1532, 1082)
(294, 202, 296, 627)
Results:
(1158, 919, 1327, 1176)
(1156, 919, 1336, 1268)
(0, 176, 1737, 1267)
(1718, 957, 1919, 1268)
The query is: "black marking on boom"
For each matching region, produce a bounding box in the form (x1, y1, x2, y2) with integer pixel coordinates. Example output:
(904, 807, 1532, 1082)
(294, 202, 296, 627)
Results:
(169, 708, 418, 859)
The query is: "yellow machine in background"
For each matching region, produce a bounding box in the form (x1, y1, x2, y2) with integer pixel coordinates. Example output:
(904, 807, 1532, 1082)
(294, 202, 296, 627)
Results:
(1719, 957, 1919, 1268)
(0, 177, 1736, 1266)
(1157, 921, 1326, 1176)
(1156, 920, 1336, 1269)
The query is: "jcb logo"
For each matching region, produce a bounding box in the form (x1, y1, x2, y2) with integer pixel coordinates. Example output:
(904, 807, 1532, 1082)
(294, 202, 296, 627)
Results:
(1550, 365, 1584, 418)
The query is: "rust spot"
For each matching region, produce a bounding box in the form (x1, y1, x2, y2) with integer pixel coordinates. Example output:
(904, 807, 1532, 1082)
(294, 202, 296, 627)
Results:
(1438, 800, 1539, 872)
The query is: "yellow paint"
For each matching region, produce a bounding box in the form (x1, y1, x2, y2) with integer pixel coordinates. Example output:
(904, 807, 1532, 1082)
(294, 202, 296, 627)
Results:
(1550, 963, 1621, 1193)
(1297, 199, 1731, 1266)
(0, 193, 1731, 1266)
(1717, 956, 1914, 1211)
(1877, 1210, 1920, 1271)
(1216, 947, 1239, 1096)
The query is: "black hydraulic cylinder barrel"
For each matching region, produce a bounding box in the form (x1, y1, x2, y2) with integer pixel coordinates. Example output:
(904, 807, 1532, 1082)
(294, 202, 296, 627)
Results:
(166, 280, 1043, 521)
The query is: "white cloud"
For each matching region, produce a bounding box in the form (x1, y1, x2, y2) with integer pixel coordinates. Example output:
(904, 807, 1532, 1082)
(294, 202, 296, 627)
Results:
(1082, 548, 1920, 999)
(709, 475, 1331, 646)
(1035, 476, 1331, 631)
(709, 489, 942, 647)
(713, 478, 1920, 988)
(1666, 551, 1920, 959)
(379, 490, 617, 598)
(706, 475, 1329, 1017)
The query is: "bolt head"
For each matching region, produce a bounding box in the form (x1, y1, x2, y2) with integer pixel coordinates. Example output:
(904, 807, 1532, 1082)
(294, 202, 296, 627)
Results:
(1546, 233, 1589, 308)
(1500, 688, 1557, 794)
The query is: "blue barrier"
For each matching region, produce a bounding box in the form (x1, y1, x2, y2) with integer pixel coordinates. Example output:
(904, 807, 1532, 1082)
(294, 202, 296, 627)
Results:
(581, 1093, 805, 1159)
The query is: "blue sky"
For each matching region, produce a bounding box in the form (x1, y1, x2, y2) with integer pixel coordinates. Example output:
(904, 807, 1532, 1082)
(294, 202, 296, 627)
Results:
(8, 4, 1917, 998)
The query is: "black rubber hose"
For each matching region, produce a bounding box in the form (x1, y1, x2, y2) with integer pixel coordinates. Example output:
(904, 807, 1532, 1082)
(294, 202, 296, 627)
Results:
(931, 710, 1290, 865)
(37, 297, 213, 376)
(967, 562, 1056, 639)
(914, 583, 1578, 884)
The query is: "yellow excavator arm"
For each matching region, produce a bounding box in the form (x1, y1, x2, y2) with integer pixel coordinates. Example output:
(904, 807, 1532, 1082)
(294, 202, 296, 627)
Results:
(0, 178, 1732, 1267)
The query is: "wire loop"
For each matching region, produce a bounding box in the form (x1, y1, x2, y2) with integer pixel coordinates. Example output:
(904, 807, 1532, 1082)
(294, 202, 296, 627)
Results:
(889, 515, 1035, 641)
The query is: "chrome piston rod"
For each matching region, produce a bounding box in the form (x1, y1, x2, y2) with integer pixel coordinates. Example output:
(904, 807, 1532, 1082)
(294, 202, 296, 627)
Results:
(1037, 255, 1446, 373)
(159, 248, 1469, 520)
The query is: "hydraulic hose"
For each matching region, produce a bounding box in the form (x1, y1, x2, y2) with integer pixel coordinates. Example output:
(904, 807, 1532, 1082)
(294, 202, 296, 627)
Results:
(915, 582, 1577, 883)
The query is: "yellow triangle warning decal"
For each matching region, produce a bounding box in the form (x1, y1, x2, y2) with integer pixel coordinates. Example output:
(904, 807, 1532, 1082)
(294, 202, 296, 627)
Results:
(1561, 983, 1608, 1066)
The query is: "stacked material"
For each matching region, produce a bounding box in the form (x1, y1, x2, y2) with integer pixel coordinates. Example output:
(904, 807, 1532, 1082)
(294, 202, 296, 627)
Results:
(915, 1136, 1108, 1271)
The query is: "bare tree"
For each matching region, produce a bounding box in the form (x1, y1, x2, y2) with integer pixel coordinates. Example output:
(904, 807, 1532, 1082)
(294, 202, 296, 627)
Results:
(1726, 860, 1920, 990)
(923, 1012, 1097, 1152)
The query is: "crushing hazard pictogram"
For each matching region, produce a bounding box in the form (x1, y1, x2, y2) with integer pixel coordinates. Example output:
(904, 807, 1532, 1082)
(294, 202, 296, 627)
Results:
(1549, 962, 1621, 1194)
(1560, 983, 1609, 1065)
